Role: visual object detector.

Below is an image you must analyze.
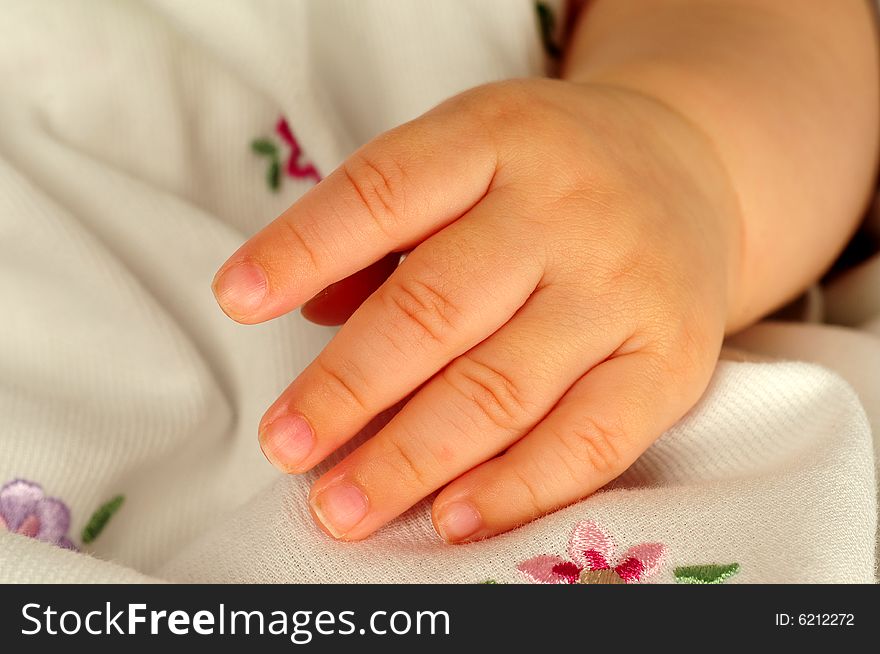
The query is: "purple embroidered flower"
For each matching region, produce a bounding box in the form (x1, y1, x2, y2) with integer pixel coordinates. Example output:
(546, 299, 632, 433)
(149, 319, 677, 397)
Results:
(518, 521, 665, 584)
(0, 479, 76, 550)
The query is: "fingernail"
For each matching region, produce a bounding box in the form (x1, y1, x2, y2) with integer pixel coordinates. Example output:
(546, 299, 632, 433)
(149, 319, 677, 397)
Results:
(260, 413, 315, 471)
(435, 501, 482, 542)
(212, 261, 267, 317)
(310, 482, 369, 539)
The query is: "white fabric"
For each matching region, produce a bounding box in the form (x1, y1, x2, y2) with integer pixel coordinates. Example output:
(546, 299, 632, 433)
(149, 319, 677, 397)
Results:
(0, 0, 877, 584)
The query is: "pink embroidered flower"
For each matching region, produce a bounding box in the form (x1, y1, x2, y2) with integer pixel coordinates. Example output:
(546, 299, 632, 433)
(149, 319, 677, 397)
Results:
(0, 479, 76, 550)
(275, 117, 321, 183)
(251, 117, 322, 191)
(518, 521, 664, 584)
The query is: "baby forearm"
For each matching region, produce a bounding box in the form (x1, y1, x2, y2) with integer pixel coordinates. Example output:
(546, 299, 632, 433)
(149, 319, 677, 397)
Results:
(564, 0, 879, 329)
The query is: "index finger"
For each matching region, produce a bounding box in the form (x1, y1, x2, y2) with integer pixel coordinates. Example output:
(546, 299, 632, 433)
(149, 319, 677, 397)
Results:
(212, 103, 498, 324)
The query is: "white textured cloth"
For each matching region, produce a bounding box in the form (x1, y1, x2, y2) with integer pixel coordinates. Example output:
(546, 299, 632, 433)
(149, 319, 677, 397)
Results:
(0, 0, 877, 584)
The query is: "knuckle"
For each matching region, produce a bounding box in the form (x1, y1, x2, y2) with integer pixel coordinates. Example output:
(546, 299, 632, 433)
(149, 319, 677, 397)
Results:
(469, 80, 545, 130)
(383, 276, 461, 344)
(460, 81, 568, 163)
(382, 432, 432, 491)
(342, 152, 408, 239)
(277, 215, 323, 274)
(314, 357, 371, 413)
(647, 335, 711, 411)
(444, 355, 532, 432)
(669, 312, 721, 376)
(557, 415, 625, 477)
(511, 467, 547, 517)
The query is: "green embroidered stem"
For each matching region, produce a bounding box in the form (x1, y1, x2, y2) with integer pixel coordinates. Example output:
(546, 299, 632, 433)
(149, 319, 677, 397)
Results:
(267, 159, 281, 191)
(81, 495, 125, 544)
(535, 2, 562, 59)
(252, 138, 281, 192)
(482, 579, 499, 584)
(674, 563, 740, 584)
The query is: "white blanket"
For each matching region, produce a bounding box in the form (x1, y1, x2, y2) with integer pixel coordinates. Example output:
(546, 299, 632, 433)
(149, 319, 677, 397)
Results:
(1, 0, 877, 584)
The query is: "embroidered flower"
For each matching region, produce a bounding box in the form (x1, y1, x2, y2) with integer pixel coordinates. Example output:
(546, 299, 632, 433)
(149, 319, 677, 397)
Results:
(251, 117, 321, 191)
(275, 117, 321, 184)
(518, 520, 665, 584)
(0, 479, 76, 550)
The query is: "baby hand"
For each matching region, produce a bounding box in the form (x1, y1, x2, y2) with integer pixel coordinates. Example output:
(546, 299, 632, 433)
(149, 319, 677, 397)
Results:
(212, 79, 741, 542)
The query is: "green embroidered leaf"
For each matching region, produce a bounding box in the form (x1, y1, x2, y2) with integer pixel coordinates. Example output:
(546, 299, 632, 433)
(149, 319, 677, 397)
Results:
(674, 563, 740, 584)
(482, 579, 498, 584)
(251, 138, 278, 157)
(81, 495, 125, 544)
(267, 159, 281, 191)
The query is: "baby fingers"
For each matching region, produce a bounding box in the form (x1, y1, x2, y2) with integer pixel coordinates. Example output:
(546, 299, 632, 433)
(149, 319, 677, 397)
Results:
(431, 349, 708, 542)
(306, 285, 628, 540)
(257, 201, 547, 476)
